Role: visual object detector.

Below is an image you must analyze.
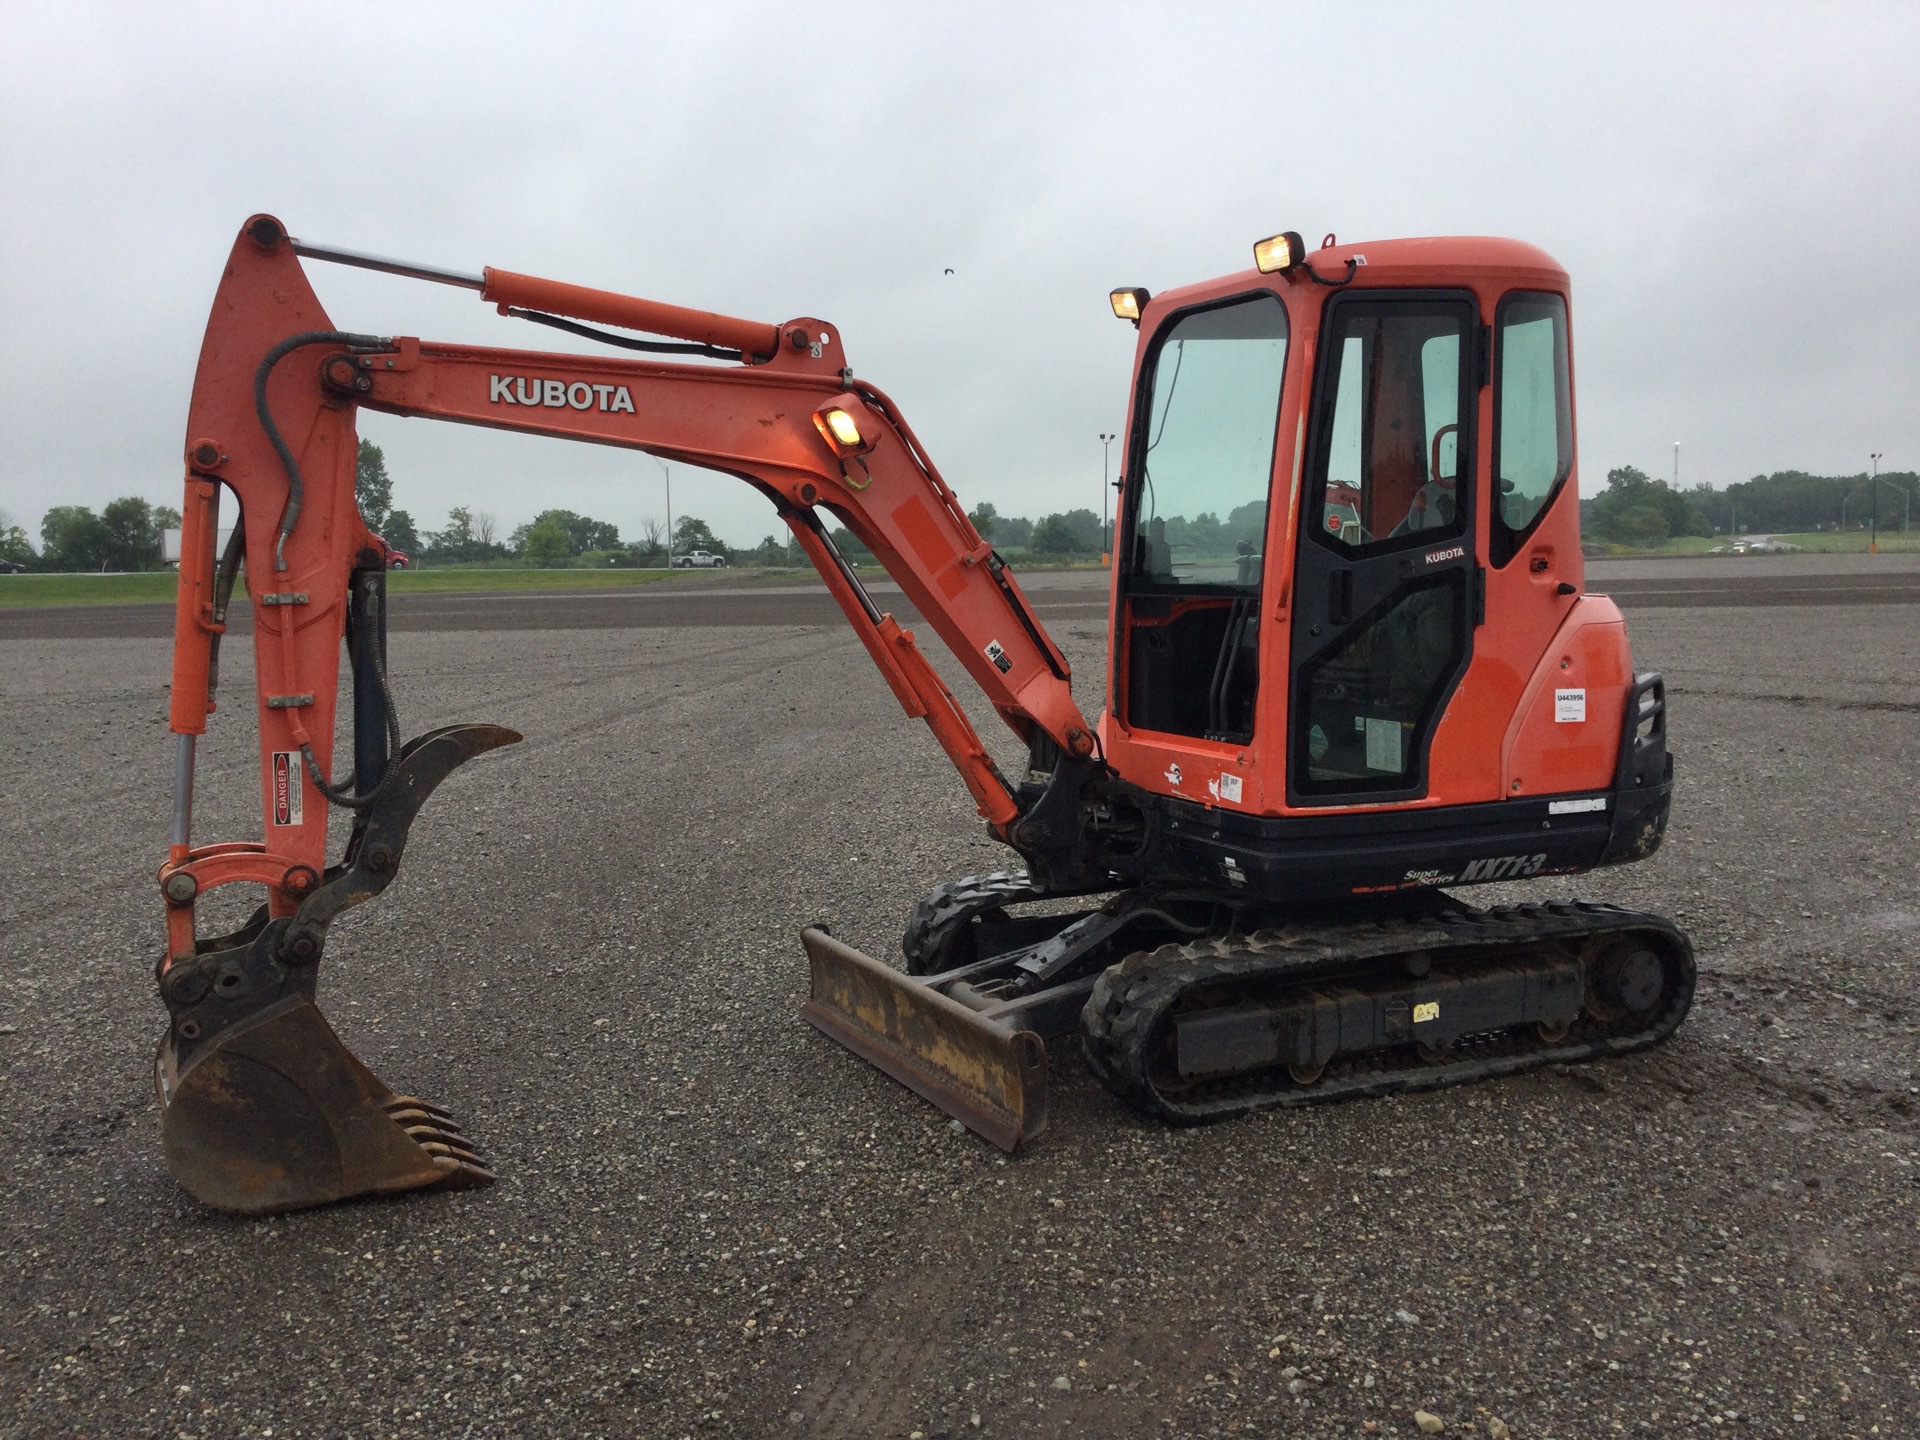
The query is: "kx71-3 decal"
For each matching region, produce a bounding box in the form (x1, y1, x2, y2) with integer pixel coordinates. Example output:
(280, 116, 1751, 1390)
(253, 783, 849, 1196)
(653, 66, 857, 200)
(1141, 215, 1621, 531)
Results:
(1456, 853, 1549, 882)
(1385, 853, 1552, 890)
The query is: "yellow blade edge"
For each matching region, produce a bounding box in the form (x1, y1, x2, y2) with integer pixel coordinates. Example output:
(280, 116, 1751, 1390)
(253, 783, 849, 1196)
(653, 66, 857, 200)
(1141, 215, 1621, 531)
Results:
(799, 926, 1047, 1151)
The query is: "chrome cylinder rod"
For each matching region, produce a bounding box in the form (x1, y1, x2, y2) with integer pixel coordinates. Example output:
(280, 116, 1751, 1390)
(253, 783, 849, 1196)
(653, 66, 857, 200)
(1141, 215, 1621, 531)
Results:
(170, 734, 196, 850)
(290, 239, 485, 291)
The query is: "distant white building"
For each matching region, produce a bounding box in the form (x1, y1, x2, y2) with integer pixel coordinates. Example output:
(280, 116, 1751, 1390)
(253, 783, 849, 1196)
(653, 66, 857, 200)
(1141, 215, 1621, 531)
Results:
(161, 527, 238, 567)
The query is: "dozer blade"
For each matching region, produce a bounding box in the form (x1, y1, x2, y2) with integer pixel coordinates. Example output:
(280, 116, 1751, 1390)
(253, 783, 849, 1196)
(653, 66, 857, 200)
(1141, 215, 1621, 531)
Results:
(157, 992, 493, 1215)
(800, 926, 1047, 1151)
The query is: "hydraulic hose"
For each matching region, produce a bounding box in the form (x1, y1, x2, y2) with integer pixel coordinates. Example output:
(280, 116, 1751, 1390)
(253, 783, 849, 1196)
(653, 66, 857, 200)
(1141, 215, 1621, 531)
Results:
(303, 574, 403, 811)
(253, 330, 391, 570)
(251, 327, 404, 805)
(202, 496, 246, 709)
(505, 307, 744, 362)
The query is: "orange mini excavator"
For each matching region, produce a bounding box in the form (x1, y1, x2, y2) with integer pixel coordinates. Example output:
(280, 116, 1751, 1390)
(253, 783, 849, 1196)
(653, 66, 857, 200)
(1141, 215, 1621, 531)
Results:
(156, 217, 1691, 1213)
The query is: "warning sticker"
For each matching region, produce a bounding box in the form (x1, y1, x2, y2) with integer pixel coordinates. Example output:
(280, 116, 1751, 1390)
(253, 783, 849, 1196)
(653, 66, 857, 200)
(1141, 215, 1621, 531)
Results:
(1364, 717, 1404, 772)
(1548, 796, 1608, 815)
(1555, 688, 1587, 723)
(1412, 1001, 1440, 1024)
(271, 751, 303, 826)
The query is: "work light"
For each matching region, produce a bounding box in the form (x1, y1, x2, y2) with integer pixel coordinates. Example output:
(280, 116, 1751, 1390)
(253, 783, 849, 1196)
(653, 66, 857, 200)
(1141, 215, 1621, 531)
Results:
(813, 399, 878, 459)
(1253, 231, 1307, 275)
(1109, 288, 1151, 323)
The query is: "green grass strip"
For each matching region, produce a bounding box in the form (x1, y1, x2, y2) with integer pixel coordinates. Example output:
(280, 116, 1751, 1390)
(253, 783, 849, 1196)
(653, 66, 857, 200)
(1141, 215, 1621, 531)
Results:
(0, 566, 733, 609)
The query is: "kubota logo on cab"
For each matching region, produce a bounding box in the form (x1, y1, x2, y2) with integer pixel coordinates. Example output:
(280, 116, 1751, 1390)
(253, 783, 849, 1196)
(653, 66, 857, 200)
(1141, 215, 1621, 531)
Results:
(489, 375, 637, 413)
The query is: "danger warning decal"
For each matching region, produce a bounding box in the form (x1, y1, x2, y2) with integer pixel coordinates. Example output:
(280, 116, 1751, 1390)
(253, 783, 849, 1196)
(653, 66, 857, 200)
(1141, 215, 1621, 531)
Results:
(272, 751, 304, 826)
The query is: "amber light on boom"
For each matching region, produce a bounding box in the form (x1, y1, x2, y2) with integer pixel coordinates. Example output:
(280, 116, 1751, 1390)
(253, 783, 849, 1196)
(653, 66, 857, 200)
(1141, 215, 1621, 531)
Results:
(813, 405, 872, 457)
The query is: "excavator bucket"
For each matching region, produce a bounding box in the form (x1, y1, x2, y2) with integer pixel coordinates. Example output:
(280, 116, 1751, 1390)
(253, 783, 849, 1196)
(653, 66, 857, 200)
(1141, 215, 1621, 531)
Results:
(156, 724, 518, 1215)
(799, 926, 1048, 1151)
(158, 993, 492, 1215)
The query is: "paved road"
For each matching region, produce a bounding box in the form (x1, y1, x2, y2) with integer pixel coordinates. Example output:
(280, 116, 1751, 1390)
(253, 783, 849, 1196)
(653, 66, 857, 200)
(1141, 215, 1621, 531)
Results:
(2, 577, 1916, 1437)
(6, 554, 1920, 640)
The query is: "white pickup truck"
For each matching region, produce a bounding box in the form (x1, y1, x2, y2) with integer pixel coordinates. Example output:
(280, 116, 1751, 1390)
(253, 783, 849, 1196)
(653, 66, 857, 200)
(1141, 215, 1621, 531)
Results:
(671, 550, 728, 568)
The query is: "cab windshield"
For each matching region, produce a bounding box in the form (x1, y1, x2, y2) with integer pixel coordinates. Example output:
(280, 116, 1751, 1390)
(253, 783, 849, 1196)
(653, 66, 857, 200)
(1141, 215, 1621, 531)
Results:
(1127, 293, 1288, 589)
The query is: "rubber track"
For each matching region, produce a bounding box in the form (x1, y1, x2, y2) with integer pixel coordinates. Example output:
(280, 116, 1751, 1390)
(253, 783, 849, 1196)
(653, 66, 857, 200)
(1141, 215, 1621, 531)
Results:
(1080, 899, 1695, 1124)
(900, 870, 1045, 975)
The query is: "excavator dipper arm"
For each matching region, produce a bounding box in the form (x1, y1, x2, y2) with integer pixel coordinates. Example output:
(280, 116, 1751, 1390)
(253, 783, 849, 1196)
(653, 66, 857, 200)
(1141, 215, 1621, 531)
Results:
(337, 333, 1097, 821)
(157, 215, 1100, 1211)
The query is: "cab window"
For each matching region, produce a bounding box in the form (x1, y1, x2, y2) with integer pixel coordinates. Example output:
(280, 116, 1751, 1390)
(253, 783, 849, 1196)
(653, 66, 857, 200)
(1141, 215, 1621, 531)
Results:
(1309, 300, 1472, 555)
(1491, 291, 1572, 565)
(1127, 293, 1288, 590)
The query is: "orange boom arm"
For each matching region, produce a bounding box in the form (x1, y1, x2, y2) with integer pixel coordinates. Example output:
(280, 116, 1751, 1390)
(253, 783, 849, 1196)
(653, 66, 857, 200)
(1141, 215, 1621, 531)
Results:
(163, 213, 1097, 976)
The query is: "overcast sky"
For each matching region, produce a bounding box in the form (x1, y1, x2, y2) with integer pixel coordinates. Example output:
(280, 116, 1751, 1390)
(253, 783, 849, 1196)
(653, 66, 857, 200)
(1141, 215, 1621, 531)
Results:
(3, 2, 1917, 550)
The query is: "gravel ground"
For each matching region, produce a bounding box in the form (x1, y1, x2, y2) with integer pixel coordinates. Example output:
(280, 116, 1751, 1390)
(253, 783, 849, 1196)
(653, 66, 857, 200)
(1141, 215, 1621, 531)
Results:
(0, 596, 1915, 1439)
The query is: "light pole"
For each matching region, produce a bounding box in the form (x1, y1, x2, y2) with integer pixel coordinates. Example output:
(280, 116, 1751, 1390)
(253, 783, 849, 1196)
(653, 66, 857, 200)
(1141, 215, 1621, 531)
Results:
(654, 456, 673, 567)
(1099, 433, 1116, 564)
(1673, 441, 1680, 490)
(1869, 466, 1909, 538)
(1870, 453, 1883, 554)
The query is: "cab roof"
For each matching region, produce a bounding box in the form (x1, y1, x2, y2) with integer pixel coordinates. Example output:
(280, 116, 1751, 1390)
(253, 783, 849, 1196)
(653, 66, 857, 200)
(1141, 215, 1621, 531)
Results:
(1149, 235, 1569, 316)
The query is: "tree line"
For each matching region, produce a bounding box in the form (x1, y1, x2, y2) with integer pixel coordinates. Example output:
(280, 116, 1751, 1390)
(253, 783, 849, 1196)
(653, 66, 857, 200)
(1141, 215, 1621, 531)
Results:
(1583, 465, 1919, 547)
(8, 442, 1910, 573)
(0, 498, 183, 572)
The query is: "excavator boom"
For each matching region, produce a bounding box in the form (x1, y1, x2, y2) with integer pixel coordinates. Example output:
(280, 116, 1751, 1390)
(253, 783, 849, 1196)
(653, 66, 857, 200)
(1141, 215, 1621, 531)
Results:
(157, 215, 1100, 1211)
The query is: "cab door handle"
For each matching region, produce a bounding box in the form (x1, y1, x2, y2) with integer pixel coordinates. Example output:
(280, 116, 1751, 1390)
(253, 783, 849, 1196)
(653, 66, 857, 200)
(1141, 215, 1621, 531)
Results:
(1329, 569, 1353, 625)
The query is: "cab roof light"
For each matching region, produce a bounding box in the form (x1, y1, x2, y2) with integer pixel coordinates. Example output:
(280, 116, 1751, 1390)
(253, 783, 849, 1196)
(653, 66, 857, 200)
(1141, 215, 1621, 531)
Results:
(1109, 287, 1151, 325)
(1253, 231, 1307, 275)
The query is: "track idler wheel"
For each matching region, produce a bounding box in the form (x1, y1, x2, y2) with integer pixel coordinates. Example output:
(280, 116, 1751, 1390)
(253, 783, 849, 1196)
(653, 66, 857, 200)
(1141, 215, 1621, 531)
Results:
(1582, 936, 1669, 1022)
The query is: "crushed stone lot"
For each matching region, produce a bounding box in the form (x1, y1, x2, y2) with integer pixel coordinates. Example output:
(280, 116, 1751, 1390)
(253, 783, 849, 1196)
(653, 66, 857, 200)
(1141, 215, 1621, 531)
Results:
(0, 591, 1916, 1439)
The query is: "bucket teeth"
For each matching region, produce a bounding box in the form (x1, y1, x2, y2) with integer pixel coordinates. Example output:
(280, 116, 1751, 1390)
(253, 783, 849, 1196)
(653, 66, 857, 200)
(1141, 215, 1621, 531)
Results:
(397, 1118, 484, 1161)
(385, 1102, 465, 1132)
(387, 1095, 456, 1121)
(424, 1150, 497, 1188)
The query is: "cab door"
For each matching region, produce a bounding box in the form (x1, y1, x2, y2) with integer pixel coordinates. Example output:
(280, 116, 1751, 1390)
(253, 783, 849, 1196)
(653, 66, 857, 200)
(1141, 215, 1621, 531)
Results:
(1288, 291, 1480, 805)
(1115, 291, 1290, 748)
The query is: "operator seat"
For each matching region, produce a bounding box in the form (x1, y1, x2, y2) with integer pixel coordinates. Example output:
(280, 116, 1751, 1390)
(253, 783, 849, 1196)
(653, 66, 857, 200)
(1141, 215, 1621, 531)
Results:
(1389, 478, 1457, 537)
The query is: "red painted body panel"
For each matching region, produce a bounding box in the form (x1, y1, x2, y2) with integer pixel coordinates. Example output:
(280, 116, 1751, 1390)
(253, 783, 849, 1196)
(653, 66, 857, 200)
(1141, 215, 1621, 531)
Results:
(1501, 596, 1632, 796)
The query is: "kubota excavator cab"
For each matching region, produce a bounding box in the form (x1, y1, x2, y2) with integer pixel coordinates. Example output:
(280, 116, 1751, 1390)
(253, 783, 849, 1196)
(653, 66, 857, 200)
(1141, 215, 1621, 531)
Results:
(1095, 235, 1667, 888)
